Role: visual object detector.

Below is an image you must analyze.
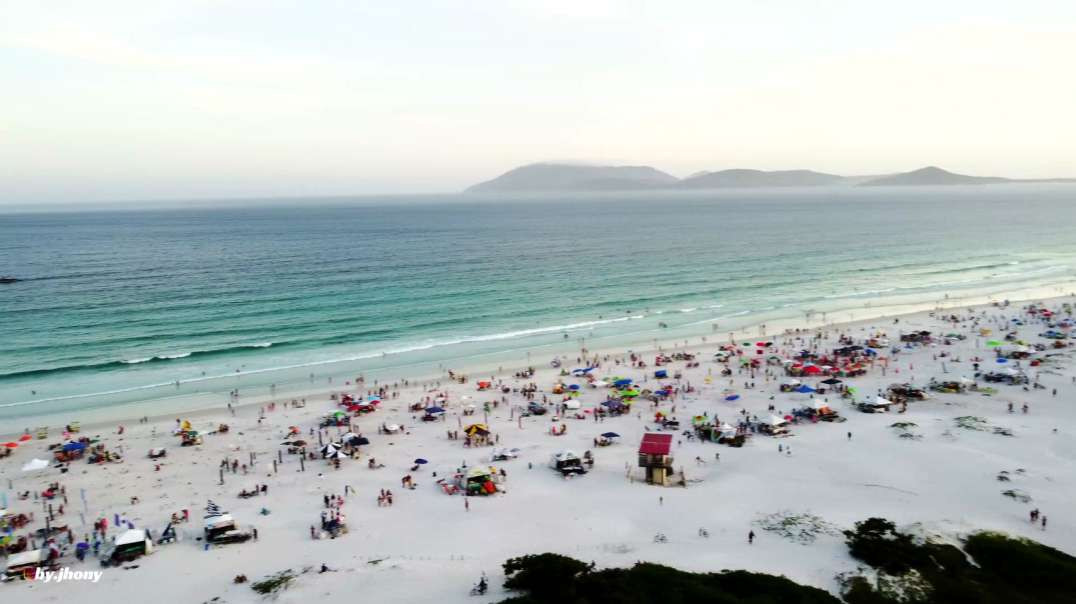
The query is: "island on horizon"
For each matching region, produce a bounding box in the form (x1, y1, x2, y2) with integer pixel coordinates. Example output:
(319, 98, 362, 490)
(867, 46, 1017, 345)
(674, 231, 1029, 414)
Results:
(466, 163, 1076, 193)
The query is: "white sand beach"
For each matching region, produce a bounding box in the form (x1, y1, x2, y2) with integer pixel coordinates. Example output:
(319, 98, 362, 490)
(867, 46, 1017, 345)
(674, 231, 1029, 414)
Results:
(3, 294, 1076, 602)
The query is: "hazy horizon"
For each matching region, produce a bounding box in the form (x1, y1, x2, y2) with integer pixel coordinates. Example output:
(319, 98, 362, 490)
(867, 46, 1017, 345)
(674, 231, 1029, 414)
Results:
(3, 1, 1076, 204)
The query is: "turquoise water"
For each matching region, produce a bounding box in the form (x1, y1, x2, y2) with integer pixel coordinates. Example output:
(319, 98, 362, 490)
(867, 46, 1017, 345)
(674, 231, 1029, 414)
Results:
(3, 185, 1076, 420)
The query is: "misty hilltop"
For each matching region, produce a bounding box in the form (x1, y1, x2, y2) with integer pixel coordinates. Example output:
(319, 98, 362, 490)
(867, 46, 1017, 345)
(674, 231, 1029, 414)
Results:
(465, 164, 678, 193)
(858, 166, 1010, 186)
(679, 169, 845, 188)
(466, 163, 1076, 192)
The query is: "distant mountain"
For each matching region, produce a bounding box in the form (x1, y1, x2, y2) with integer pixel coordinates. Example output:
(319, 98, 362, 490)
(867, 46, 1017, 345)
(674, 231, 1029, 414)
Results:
(466, 163, 678, 193)
(678, 169, 846, 188)
(466, 163, 1076, 193)
(859, 166, 1010, 186)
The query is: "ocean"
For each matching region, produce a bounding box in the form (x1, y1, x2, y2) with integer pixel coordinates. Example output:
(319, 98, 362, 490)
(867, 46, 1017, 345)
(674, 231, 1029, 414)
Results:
(3, 185, 1076, 421)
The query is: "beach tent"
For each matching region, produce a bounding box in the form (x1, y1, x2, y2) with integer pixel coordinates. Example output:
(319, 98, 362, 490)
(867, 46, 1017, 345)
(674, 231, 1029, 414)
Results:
(463, 467, 497, 494)
(794, 385, 816, 394)
(765, 415, 789, 427)
(21, 458, 48, 472)
(465, 423, 490, 436)
(550, 450, 586, 475)
(491, 448, 519, 461)
(810, 399, 835, 415)
(869, 396, 895, 408)
(62, 441, 86, 452)
(4, 549, 44, 578)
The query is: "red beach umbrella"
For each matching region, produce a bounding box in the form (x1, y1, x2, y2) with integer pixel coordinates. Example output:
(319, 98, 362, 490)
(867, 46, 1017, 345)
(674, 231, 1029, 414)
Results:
(18, 434, 32, 441)
(3, 442, 18, 448)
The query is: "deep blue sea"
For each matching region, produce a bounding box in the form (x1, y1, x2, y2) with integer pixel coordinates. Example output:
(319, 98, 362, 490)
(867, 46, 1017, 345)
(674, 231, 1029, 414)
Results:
(3, 186, 1076, 420)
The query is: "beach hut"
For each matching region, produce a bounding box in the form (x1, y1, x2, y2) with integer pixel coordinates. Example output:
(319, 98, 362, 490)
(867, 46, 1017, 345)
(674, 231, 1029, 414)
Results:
(638, 433, 674, 485)
(550, 450, 587, 475)
(759, 415, 790, 435)
(102, 529, 154, 566)
(4, 549, 47, 580)
(858, 396, 895, 413)
(462, 467, 498, 494)
(204, 500, 253, 545)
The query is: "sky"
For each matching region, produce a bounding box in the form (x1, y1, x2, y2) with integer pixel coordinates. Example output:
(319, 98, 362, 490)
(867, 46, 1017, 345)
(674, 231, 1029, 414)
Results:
(3, 0, 1076, 203)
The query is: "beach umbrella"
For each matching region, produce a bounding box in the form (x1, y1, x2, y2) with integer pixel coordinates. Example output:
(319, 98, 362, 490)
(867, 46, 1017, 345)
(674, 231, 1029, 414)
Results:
(795, 385, 816, 393)
(986, 340, 1002, 347)
(348, 436, 370, 446)
(996, 358, 1008, 363)
(414, 458, 428, 465)
(21, 458, 49, 472)
(3, 442, 17, 449)
(425, 406, 445, 414)
(62, 441, 85, 452)
(568, 384, 580, 391)
(601, 432, 620, 439)
(18, 434, 32, 442)
(725, 394, 740, 401)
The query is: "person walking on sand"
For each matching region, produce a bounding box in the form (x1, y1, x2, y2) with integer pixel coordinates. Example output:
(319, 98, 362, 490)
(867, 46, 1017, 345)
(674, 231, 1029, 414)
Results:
(748, 530, 755, 544)
(464, 497, 470, 512)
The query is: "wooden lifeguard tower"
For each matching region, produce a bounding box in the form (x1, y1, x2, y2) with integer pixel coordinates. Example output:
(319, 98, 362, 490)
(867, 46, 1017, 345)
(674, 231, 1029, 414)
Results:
(638, 433, 674, 485)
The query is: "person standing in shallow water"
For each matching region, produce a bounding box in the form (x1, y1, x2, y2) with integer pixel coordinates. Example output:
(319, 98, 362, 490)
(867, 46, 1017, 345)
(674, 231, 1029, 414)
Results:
(748, 530, 755, 544)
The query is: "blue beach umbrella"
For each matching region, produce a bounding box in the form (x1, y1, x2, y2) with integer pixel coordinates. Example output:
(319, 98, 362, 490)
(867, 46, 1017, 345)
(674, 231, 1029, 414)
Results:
(414, 458, 428, 465)
(601, 432, 620, 438)
(996, 358, 1008, 363)
(725, 394, 740, 401)
(425, 406, 445, 414)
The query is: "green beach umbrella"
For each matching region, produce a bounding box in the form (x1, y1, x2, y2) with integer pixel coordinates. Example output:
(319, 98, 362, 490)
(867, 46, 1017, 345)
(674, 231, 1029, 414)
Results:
(986, 340, 1002, 347)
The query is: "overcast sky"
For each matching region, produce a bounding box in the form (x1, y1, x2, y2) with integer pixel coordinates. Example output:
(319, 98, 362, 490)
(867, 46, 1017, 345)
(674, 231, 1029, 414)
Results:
(3, 1, 1076, 203)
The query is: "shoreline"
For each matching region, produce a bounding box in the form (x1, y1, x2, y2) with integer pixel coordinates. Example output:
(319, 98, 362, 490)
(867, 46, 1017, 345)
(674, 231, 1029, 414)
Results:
(5, 280, 1073, 440)
(2, 285, 1074, 603)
